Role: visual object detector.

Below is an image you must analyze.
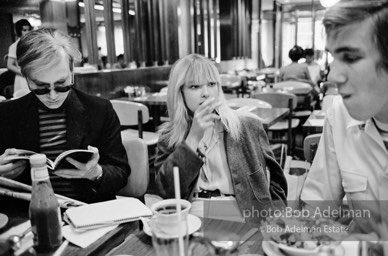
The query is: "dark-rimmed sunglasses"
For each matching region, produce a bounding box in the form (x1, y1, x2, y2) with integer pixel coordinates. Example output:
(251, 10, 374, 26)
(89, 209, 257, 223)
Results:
(30, 84, 73, 95)
(27, 61, 75, 96)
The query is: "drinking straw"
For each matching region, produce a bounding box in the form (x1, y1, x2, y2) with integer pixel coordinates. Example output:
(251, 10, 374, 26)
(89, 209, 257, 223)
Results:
(173, 166, 184, 256)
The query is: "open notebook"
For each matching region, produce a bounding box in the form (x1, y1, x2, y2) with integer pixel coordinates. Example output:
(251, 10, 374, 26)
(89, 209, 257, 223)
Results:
(64, 198, 152, 231)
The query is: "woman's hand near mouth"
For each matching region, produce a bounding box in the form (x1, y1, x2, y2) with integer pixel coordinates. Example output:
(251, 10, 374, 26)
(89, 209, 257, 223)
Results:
(185, 97, 221, 152)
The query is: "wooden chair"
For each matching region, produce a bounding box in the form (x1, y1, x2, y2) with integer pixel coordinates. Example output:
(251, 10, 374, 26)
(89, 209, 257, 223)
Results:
(117, 138, 149, 198)
(303, 133, 321, 163)
(226, 97, 272, 110)
(110, 100, 159, 146)
(284, 133, 321, 208)
(252, 92, 299, 155)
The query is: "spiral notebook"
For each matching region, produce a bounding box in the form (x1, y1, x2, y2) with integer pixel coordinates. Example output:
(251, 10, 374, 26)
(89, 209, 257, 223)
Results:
(64, 198, 152, 231)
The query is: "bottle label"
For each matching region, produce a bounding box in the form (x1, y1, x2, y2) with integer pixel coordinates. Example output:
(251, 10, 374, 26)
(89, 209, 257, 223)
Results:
(31, 167, 49, 181)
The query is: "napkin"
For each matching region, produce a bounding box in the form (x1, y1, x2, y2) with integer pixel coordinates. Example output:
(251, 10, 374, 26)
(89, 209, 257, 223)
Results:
(62, 224, 117, 248)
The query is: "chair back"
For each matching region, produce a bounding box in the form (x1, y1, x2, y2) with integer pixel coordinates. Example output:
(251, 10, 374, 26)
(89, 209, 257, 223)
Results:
(13, 89, 30, 99)
(117, 138, 149, 198)
(111, 100, 151, 139)
(303, 133, 321, 163)
(227, 98, 272, 109)
(111, 100, 150, 126)
(253, 92, 297, 155)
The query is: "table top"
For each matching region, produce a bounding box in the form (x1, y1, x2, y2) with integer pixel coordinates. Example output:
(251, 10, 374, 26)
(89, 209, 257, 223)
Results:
(303, 110, 326, 133)
(250, 107, 289, 128)
(118, 94, 167, 107)
(116, 96, 288, 129)
(263, 85, 312, 96)
(0, 198, 263, 256)
(107, 218, 263, 256)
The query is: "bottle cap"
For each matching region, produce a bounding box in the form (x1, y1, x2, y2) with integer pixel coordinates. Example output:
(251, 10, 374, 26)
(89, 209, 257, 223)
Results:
(30, 154, 47, 169)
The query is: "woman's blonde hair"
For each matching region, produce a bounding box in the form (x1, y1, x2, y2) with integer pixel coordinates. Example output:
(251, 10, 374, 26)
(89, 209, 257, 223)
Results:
(17, 27, 81, 79)
(159, 54, 244, 148)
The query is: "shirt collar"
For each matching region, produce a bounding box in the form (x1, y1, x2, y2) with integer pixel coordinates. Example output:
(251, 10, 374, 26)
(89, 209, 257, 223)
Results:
(347, 118, 366, 129)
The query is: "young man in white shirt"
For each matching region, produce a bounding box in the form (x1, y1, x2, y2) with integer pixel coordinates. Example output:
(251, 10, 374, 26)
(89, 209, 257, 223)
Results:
(301, 0, 388, 237)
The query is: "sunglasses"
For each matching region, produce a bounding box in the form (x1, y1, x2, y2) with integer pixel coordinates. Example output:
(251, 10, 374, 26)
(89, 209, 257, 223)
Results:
(30, 84, 73, 95)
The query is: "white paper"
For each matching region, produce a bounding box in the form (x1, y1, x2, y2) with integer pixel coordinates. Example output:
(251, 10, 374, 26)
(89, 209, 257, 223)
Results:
(62, 224, 118, 248)
(64, 198, 152, 230)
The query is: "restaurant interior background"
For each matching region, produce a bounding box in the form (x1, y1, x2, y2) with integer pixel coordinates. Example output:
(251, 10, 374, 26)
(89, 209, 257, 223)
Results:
(0, 0, 330, 98)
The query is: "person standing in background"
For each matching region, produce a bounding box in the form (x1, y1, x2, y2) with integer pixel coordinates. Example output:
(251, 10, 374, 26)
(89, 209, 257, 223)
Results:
(7, 19, 32, 96)
(304, 48, 323, 85)
(279, 45, 312, 84)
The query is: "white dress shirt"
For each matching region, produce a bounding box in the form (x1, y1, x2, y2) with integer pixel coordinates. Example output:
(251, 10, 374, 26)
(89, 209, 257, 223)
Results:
(195, 120, 234, 195)
(301, 96, 388, 234)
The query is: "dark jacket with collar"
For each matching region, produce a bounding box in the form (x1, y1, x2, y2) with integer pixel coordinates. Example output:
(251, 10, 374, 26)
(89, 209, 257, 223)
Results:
(0, 88, 130, 203)
(154, 116, 287, 223)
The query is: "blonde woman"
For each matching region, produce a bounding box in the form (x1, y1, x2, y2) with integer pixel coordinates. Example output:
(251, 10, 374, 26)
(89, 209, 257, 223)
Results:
(154, 54, 287, 223)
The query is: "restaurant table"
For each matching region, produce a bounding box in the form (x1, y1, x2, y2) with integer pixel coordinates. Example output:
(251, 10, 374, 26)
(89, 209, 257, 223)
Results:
(257, 68, 280, 84)
(0, 197, 264, 256)
(250, 107, 289, 129)
(106, 218, 263, 256)
(302, 110, 326, 134)
(116, 96, 289, 131)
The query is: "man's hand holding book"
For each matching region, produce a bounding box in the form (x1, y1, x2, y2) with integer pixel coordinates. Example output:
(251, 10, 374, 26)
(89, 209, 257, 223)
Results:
(0, 149, 28, 179)
(54, 145, 103, 181)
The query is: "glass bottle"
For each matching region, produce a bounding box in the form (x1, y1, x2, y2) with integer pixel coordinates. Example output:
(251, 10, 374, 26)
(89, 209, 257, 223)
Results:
(29, 154, 62, 254)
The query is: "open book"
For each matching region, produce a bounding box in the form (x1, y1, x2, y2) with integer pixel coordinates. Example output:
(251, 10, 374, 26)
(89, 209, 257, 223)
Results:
(63, 198, 153, 231)
(5, 149, 94, 171)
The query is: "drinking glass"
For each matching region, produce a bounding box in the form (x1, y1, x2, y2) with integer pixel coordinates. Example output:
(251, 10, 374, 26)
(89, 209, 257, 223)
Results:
(151, 216, 189, 256)
(150, 199, 191, 256)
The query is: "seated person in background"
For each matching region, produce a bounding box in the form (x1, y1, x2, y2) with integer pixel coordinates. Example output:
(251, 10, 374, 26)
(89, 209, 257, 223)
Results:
(7, 19, 32, 95)
(279, 45, 313, 86)
(304, 48, 323, 85)
(113, 54, 127, 69)
(301, 0, 388, 237)
(154, 54, 287, 223)
(0, 28, 131, 203)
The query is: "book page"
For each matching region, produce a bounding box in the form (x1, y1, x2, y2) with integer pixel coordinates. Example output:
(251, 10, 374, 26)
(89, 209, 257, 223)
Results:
(53, 149, 94, 170)
(4, 149, 36, 162)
